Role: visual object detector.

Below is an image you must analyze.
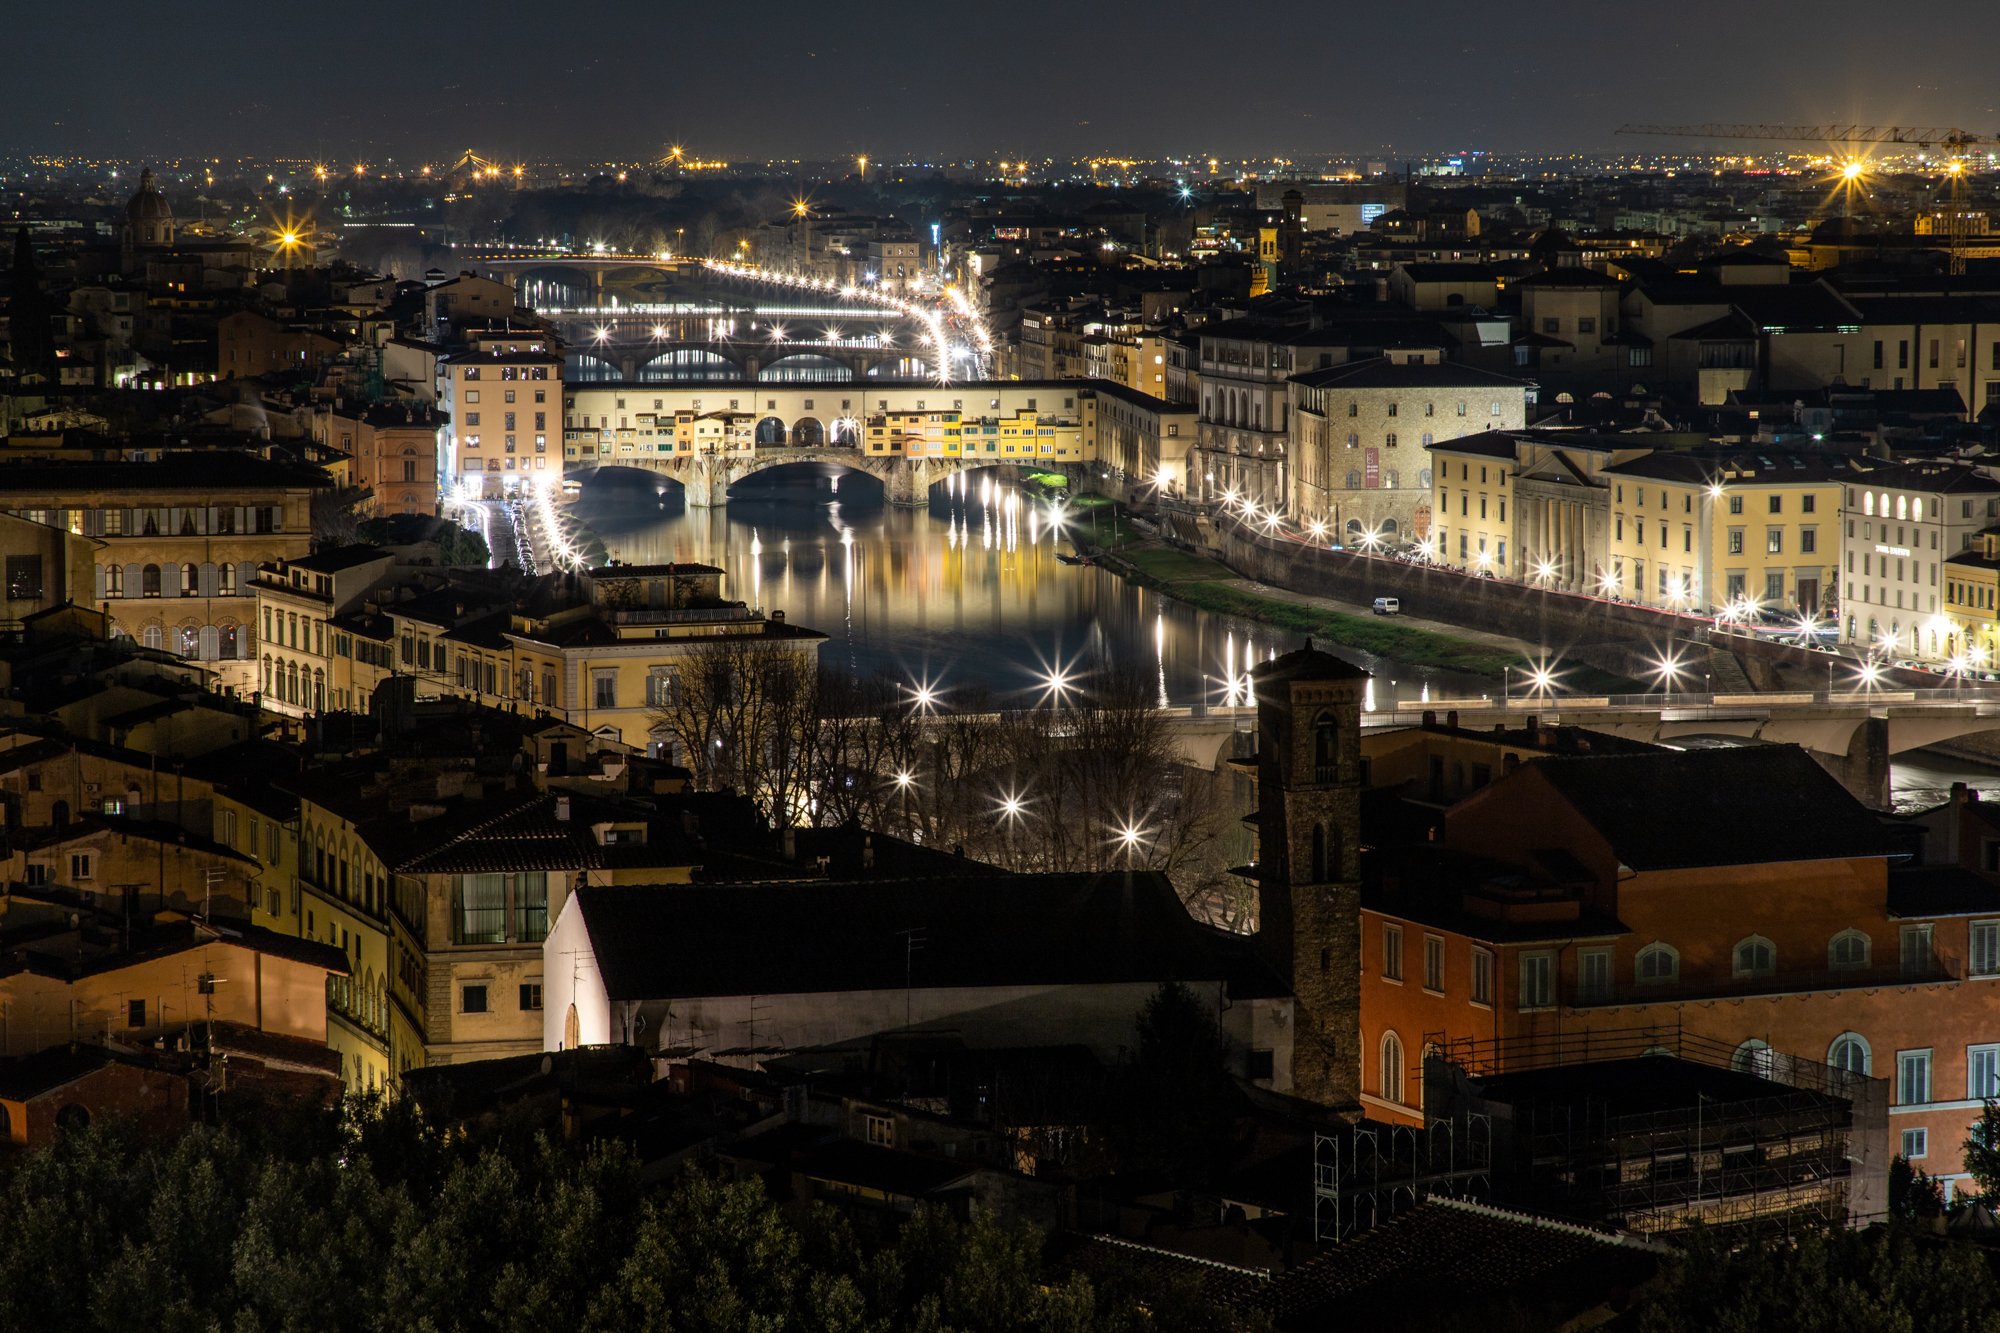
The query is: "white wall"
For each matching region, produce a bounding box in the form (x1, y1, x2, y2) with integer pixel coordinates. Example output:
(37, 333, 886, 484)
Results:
(543, 894, 613, 1050)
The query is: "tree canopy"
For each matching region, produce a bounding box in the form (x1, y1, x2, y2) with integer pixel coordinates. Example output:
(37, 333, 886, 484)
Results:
(1636, 1223, 2000, 1333)
(0, 1097, 1263, 1333)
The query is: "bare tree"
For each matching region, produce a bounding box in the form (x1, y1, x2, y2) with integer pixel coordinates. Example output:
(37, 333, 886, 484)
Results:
(648, 649, 1234, 897)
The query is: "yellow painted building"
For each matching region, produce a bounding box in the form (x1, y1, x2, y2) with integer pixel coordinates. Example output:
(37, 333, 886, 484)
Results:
(367, 565, 823, 753)
(1944, 530, 2000, 665)
(867, 408, 1085, 462)
(562, 381, 1157, 483)
(254, 547, 398, 717)
(0, 454, 322, 696)
(292, 792, 401, 1093)
(1426, 433, 1518, 571)
(1601, 452, 1849, 615)
(211, 785, 301, 935)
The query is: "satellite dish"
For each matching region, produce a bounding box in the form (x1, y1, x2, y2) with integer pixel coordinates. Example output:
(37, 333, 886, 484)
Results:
(539, 1055, 553, 1076)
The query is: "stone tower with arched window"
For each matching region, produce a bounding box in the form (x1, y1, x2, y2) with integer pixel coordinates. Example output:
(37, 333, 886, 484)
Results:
(1252, 641, 1369, 1108)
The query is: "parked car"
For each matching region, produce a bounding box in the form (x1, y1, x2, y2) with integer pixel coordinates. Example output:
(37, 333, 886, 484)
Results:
(1372, 597, 1401, 616)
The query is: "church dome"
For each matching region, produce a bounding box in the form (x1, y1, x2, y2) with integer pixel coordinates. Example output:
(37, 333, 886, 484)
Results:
(125, 169, 173, 224)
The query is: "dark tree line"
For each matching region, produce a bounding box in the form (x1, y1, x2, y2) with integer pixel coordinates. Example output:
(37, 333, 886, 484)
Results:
(0, 1092, 1263, 1333)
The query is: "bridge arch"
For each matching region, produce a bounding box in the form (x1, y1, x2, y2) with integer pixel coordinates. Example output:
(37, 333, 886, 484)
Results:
(641, 348, 745, 381)
(754, 416, 787, 446)
(866, 356, 932, 380)
(508, 262, 599, 295)
(566, 353, 622, 382)
(727, 453, 888, 496)
(830, 415, 861, 446)
(790, 416, 827, 448)
(577, 462, 683, 492)
(758, 353, 856, 383)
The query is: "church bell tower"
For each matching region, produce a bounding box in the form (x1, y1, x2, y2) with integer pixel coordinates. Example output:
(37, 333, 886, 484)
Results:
(1252, 641, 1368, 1108)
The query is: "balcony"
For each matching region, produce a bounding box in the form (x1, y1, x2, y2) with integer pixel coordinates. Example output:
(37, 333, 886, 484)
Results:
(1569, 952, 1961, 1009)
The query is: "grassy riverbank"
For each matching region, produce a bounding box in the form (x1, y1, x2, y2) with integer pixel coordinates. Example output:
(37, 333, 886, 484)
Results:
(1105, 543, 1522, 678)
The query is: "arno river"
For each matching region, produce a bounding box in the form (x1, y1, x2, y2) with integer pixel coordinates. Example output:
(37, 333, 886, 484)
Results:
(569, 465, 1999, 810)
(571, 466, 1487, 711)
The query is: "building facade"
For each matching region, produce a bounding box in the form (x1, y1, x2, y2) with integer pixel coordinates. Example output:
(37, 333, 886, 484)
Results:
(438, 348, 562, 498)
(1839, 462, 2000, 659)
(1291, 359, 1531, 548)
(0, 456, 323, 695)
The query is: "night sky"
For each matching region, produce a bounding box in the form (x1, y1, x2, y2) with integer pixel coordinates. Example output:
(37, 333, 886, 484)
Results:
(9, 0, 1999, 161)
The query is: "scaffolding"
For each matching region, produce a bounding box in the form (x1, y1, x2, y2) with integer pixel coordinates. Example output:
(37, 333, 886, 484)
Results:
(1421, 1022, 1885, 1237)
(1313, 1104, 1493, 1243)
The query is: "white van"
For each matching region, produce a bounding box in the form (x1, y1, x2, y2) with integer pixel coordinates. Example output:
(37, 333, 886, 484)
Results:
(1372, 597, 1401, 616)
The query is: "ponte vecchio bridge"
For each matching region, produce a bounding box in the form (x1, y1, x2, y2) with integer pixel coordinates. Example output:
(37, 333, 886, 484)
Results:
(560, 377, 1103, 507)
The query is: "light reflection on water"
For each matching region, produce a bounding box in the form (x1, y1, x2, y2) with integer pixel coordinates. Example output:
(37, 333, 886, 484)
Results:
(1890, 753, 2000, 815)
(571, 466, 1487, 708)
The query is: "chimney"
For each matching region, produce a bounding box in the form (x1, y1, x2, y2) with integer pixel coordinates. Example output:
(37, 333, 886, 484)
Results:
(1503, 753, 1520, 775)
(1421, 709, 1436, 728)
(1445, 710, 1459, 729)
(554, 796, 570, 822)
(781, 827, 796, 860)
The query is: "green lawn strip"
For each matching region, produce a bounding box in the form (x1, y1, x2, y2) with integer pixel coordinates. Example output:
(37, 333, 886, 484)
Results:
(1117, 546, 1233, 582)
(1079, 522, 1645, 688)
(1096, 542, 1512, 677)
(1167, 580, 1518, 676)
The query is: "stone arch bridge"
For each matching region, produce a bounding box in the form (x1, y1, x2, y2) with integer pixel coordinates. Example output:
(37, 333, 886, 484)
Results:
(574, 446, 981, 507)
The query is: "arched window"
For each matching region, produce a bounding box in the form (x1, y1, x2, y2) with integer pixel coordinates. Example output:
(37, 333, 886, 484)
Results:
(1829, 930, 1871, 971)
(1380, 1030, 1406, 1104)
(1896, 495, 1908, 521)
(141, 564, 161, 597)
(1732, 1039, 1774, 1076)
(1828, 1032, 1871, 1076)
(1312, 711, 1340, 779)
(1635, 943, 1679, 984)
(1864, 491, 1875, 516)
(1914, 498, 1924, 522)
(1345, 469, 1362, 489)
(1733, 935, 1776, 978)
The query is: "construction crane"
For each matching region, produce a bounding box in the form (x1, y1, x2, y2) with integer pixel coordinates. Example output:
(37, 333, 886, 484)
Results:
(1616, 123, 1991, 273)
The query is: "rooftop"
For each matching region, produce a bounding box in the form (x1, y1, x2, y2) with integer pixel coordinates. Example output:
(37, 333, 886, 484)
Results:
(572, 872, 1281, 1001)
(1289, 357, 1534, 392)
(1522, 747, 1900, 871)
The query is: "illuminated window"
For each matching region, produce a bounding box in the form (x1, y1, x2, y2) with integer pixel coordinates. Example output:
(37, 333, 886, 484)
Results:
(1828, 1033, 1870, 1075)
(1379, 1031, 1405, 1104)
